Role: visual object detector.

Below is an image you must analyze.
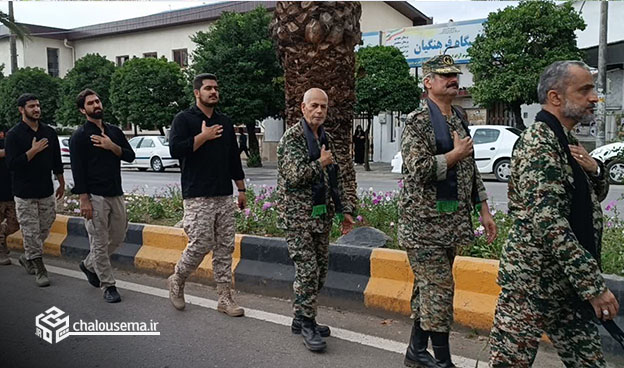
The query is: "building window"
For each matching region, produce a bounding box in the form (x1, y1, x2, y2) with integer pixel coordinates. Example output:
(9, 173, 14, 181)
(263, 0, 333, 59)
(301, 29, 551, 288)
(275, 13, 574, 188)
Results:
(143, 52, 157, 58)
(47, 48, 59, 77)
(172, 48, 188, 68)
(116, 55, 129, 67)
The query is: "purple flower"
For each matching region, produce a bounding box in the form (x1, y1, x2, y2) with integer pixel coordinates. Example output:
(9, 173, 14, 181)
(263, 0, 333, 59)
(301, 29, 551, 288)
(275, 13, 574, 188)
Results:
(356, 215, 363, 222)
(262, 202, 273, 211)
(607, 221, 613, 228)
(398, 179, 404, 189)
(244, 208, 251, 217)
(372, 198, 380, 205)
(606, 200, 617, 212)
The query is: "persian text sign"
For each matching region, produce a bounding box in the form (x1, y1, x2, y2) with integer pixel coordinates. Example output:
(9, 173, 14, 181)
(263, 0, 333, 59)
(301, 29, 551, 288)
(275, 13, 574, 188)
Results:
(385, 19, 486, 67)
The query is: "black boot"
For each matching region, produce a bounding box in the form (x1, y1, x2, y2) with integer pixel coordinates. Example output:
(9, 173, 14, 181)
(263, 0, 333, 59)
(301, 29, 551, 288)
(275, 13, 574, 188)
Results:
(430, 331, 456, 368)
(404, 320, 438, 368)
(291, 316, 331, 337)
(300, 316, 326, 352)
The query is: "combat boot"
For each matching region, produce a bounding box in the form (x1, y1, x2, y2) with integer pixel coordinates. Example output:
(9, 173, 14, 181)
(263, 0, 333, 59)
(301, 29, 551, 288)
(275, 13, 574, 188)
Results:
(168, 274, 186, 310)
(431, 331, 456, 368)
(301, 316, 327, 352)
(31, 257, 50, 287)
(291, 315, 331, 337)
(404, 320, 438, 368)
(217, 283, 244, 317)
(18, 254, 35, 274)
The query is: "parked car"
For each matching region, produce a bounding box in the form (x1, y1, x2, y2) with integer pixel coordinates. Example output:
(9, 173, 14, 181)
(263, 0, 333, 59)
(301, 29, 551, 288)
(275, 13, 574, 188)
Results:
(123, 136, 178, 172)
(390, 126, 521, 182)
(58, 136, 71, 165)
(590, 142, 624, 185)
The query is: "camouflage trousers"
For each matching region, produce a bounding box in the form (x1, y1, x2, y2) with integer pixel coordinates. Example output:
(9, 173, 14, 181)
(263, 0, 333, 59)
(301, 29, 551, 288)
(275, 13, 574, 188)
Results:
(407, 246, 456, 332)
(14, 195, 56, 260)
(83, 195, 127, 289)
(175, 196, 236, 284)
(286, 229, 330, 319)
(0, 201, 19, 254)
(489, 289, 606, 368)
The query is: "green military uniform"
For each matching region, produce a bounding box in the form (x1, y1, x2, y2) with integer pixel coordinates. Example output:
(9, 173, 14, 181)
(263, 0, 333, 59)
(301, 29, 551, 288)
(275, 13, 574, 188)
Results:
(276, 121, 353, 319)
(489, 120, 609, 367)
(398, 55, 488, 333)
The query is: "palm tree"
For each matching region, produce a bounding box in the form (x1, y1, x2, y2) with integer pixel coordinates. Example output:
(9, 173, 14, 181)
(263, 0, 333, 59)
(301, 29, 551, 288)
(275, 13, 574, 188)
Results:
(1, 3, 30, 73)
(271, 1, 362, 209)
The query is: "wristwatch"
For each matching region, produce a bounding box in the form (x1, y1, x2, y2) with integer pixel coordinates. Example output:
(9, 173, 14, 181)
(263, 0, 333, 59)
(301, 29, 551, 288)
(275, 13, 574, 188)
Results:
(591, 165, 601, 178)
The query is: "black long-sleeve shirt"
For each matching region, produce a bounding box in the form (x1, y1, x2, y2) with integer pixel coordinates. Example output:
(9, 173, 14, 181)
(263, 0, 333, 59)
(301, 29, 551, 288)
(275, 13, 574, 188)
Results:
(169, 106, 244, 199)
(5, 121, 63, 199)
(70, 121, 135, 197)
(0, 138, 13, 201)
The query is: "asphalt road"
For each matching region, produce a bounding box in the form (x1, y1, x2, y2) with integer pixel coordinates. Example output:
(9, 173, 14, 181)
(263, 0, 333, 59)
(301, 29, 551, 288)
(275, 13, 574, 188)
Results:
(62, 162, 624, 217)
(0, 256, 586, 368)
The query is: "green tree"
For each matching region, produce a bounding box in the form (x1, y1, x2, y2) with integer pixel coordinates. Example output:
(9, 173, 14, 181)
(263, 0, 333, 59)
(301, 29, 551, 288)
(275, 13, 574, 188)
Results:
(0, 67, 60, 131)
(355, 46, 421, 171)
(109, 57, 188, 136)
(56, 54, 116, 127)
(191, 7, 284, 167)
(468, 0, 585, 129)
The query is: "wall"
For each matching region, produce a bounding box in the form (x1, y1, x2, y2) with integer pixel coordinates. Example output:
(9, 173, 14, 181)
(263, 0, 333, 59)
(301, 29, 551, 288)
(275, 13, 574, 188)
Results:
(573, 1, 624, 49)
(73, 22, 211, 65)
(360, 2, 414, 32)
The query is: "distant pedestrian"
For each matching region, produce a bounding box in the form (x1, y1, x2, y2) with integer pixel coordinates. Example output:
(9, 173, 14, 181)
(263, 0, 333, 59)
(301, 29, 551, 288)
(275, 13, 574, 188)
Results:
(238, 127, 250, 158)
(4, 94, 65, 287)
(71, 88, 135, 303)
(168, 73, 246, 316)
(353, 125, 365, 165)
(0, 131, 19, 266)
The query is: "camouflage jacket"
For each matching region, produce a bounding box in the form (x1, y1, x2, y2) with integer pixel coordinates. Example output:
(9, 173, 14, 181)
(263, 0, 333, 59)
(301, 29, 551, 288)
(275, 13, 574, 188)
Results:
(498, 121, 608, 301)
(398, 105, 488, 248)
(276, 122, 353, 233)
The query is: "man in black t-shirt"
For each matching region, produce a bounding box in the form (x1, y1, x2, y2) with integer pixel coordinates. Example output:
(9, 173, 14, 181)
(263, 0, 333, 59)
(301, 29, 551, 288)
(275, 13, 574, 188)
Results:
(0, 131, 19, 266)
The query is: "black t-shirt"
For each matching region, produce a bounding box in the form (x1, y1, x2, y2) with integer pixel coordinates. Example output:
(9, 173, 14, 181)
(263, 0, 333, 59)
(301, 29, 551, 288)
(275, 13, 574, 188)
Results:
(0, 138, 13, 201)
(169, 106, 245, 199)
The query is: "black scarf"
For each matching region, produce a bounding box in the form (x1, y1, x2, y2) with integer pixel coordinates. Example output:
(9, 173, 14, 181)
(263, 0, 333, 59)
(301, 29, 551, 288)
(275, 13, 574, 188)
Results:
(428, 99, 480, 213)
(538, 109, 624, 350)
(301, 119, 344, 220)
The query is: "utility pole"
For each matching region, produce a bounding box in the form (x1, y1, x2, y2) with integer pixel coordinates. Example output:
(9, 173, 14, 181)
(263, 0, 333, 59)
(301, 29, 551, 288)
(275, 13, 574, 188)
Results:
(9, 1, 18, 73)
(596, 0, 608, 147)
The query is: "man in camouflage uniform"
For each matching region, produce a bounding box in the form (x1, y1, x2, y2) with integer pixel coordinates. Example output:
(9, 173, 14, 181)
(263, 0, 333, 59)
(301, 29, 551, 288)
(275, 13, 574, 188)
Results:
(489, 61, 620, 367)
(0, 131, 19, 265)
(399, 55, 497, 368)
(5, 94, 64, 287)
(277, 88, 355, 352)
(168, 73, 246, 317)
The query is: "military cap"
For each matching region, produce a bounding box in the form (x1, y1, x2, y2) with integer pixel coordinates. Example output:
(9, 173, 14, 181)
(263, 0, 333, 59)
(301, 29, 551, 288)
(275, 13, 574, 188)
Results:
(422, 54, 462, 75)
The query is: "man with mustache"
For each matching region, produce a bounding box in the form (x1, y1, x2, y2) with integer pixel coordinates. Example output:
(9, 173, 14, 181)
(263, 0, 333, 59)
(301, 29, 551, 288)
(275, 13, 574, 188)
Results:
(70, 89, 135, 303)
(489, 61, 619, 367)
(399, 55, 496, 368)
(168, 73, 246, 317)
(276, 88, 354, 352)
(4, 94, 64, 287)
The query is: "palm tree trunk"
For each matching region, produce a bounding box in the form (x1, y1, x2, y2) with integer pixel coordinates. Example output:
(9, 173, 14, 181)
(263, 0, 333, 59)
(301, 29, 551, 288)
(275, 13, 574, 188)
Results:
(271, 1, 362, 209)
(9, 1, 18, 73)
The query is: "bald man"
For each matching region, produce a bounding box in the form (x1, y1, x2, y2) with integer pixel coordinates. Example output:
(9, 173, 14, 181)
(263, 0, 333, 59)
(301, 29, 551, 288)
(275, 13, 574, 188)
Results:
(276, 88, 355, 352)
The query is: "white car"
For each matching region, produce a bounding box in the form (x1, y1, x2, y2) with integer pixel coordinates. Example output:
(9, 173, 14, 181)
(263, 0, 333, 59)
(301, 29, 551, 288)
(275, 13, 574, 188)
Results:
(122, 136, 178, 172)
(590, 142, 624, 184)
(390, 125, 521, 182)
(58, 136, 71, 165)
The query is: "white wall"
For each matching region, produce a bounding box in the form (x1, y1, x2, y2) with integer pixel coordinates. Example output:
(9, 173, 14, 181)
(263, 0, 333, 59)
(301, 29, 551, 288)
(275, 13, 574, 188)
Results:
(573, 1, 624, 48)
(74, 22, 212, 65)
(373, 112, 404, 163)
(360, 2, 414, 32)
(21, 37, 73, 77)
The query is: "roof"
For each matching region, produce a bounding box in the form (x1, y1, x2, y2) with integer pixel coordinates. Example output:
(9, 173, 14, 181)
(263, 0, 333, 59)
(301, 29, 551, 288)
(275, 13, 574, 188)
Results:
(583, 40, 624, 69)
(0, 23, 68, 41)
(1, 1, 431, 41)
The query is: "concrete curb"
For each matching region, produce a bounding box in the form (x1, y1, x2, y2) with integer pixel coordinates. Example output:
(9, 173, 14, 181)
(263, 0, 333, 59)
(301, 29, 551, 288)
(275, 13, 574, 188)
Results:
(7, 216, 624, 355)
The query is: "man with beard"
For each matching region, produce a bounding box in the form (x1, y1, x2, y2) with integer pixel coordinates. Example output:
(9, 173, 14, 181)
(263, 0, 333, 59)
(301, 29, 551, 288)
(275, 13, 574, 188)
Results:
(70, 89, 135, 303)
(276, 88, 354, 352)
(167, 73, 246, 317)
(5, 94, 64, 287)
(489, 61, 619, 367)
(399, 55, 496, 368)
